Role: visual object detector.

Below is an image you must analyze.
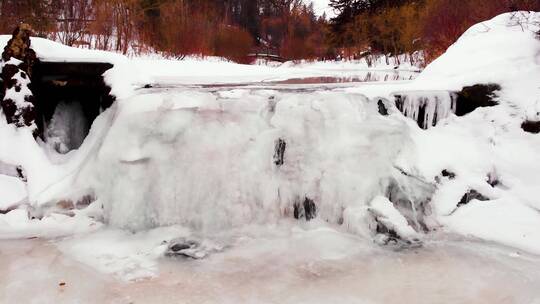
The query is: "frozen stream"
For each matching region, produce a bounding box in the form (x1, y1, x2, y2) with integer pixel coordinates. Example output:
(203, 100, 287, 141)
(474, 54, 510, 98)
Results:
(1, 230, 540, 304)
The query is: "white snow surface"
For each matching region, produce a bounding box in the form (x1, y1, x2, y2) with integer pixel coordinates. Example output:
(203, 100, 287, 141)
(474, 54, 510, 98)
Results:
(1, 12, 540, 283)
(0, 175, 26, 210)
(415, 12, 540, 91)
(0, 36, 125, 64)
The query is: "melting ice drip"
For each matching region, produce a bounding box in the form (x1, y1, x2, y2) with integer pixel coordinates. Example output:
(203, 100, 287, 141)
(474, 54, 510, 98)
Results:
(393, 91, 457, 129)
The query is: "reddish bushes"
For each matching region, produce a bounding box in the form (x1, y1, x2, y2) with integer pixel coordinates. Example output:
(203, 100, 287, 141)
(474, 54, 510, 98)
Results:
(1, 0, 538, 63)
(0, 0, 325, 62)
(329, 0, 540, 63)
(422, 0, 540, 59)
(214, 26, 254, 63)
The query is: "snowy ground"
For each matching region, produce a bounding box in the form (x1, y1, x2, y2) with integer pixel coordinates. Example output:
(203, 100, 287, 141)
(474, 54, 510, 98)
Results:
(1, 11, 540, 304)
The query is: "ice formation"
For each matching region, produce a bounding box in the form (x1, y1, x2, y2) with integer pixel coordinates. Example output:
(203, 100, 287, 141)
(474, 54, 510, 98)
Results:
(369, 195, 419, 242)
(76, 91, 429, 235)
(393, 91, 457, 129)
(44, 101, 89, 153)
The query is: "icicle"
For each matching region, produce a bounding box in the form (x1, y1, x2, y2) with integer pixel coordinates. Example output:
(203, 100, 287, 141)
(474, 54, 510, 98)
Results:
(393, 91, 457, 129)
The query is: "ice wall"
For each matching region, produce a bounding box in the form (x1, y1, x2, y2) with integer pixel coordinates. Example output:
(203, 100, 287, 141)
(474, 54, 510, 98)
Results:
(78, 91, 431, 236)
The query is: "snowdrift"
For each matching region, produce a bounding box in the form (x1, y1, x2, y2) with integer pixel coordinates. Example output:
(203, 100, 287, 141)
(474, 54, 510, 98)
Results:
(391, 11, 540, 253)
(1, 11, 540, 262)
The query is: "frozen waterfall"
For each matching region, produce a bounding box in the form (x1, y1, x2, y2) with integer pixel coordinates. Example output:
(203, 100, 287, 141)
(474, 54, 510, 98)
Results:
(44, 101, 89, 153)
(77, 90, 434, 239)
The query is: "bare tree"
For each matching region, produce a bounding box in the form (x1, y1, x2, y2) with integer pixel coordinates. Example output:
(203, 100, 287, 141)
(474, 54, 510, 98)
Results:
(52, 0, 94, 46)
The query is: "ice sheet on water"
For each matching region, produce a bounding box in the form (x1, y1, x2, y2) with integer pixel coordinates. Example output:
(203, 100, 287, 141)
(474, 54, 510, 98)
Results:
(4, 227, 540, 303)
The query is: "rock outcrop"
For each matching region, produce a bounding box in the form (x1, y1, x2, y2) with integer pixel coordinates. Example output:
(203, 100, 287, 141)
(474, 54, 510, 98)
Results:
(0, 23, 39, 134)
(522, 120, 540, 134)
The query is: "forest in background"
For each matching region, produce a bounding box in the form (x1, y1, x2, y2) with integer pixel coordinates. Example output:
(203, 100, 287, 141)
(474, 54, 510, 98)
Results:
(0, 0, 539, 64)
(329, 0, 540, 63)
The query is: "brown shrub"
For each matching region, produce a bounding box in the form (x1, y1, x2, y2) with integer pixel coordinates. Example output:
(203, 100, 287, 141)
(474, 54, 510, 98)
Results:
(213, 25, 254, 63)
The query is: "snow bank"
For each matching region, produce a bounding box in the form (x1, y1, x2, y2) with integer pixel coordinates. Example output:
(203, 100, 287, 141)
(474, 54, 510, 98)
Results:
(415, 12, 540, 91)
(0, 35, 125, 64)
(338, 12, 540, 253)
(388, 11, 540, 252)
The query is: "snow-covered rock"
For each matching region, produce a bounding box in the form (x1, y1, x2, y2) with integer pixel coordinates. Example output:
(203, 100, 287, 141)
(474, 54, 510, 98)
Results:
(392, 11, 540, 253)
(369, 196, 419, 242)
(415, 11, 540, 92)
